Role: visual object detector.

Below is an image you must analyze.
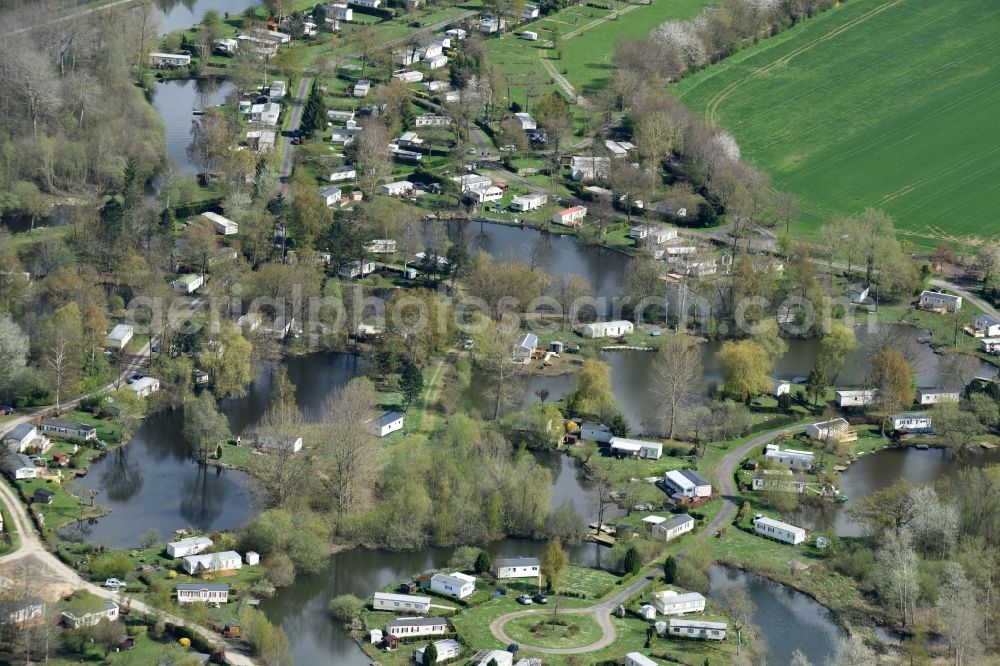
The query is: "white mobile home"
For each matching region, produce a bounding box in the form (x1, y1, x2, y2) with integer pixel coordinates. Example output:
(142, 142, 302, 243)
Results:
(835, 389, 878, 407)
(246, 129, 277, 152)
(370, 412, 404, 437)
(668, 619, 727, 641)
(474, 186, 504, 203)
(753, 515, 806, 545)
(574, 320, 633, 338)
(328, 168, 357, 182)
(981, 338, 1000, 355)
(919, 290, 962, 312)
(372, 592, 431, 614)
(522, 5, 540, 19)
(430, 572, 475, 599)
(663, 469, 712, 499)
(203, 211, 238, 235)
(384, 616, 448, 638)
(425, 54, 448, 69)
(319, 187, 343, 207)
(255, 434, 303, 454)
(513, 112, 537, 131)
(176, 583, 229, 605)
(182, 551, 243, 575)
(381, 180, 414, 197)
(128, 375, 159, 397)
(915, 388, 960, 405)
(973, 313, 1000, 337)
(609, 436, 662, 460)
(338, 260, 376, 279)
(805, 418, 851, 442)
(173, 274, 204, 294)
(166, 536, 213, 559)
(652, 590, 706, 616)
(510, 193, 547, 212)
(393, 70, 423, 83)
(579, 422, 613, 444)
(492, 557, 540, 579)
(149, 53, 191, 68)
(625, 654, 659, 666)
(513, 333, 538, 363)
(651, 514, 695, 542)
(105, 324, 134, 350)
(552, 205, 587, 227)
(353, 80, 371, 97)
(415, 639, 461, 663)
(763, 443, 814, 471)
(452, 174, 493, 193)
(890, 412, 933, 433)
(39, 419, 97, 441)
(249, 102, 281, 126)
(521, 30, 538, 41)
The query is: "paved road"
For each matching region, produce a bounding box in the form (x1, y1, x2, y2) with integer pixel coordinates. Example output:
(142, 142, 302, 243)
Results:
(488, 423, 807, 654)
(278, 76, 312, 189)
(929, 278, 1000, 321)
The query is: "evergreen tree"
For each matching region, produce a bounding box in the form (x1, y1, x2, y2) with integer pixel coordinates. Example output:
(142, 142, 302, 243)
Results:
(422, 641, 437, 666)
(474, 550, 492, 575)
(606, 411, 630, 437)
(159, 207, 177, 234)
(399, 360, 424, 408)
(806, 361, 827, 407)
(623, 546, 642, 575)
(663, 555, 678, 583)
(300, 81, 326, 139)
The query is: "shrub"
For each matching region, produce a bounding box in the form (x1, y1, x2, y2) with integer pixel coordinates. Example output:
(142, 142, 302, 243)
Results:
(448, 546, 479, 571)
(328, 594, 364, 623)
(90, 552, 131, 580)
(474, 550, 492, 575)
(266, 553, 296, 588)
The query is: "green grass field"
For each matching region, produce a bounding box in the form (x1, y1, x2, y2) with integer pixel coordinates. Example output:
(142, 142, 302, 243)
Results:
(672, 0, 1000, 247)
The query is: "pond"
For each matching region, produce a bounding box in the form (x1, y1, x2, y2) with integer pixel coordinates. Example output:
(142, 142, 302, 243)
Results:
(150, 78, 234, 178)
(261, 452, 608, 666)
(708, 565, 845, 666)
(154, 0, 260, 34)
(73, 353, 365, 548)
(799, 445, 1000, 537)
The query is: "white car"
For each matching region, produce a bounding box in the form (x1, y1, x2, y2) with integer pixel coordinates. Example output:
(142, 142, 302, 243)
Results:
(104, 578, 126, 589)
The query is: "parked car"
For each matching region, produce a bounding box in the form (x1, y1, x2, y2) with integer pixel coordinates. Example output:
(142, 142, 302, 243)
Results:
(131, 373, 143, 382)
(104, 578, 126, 589)
(516, 595, 532, 605)
(0, 406, 13, 416)
(533, 594, 548, 604)
(463, 339, 475, 350)
(507, 644, 519, 654)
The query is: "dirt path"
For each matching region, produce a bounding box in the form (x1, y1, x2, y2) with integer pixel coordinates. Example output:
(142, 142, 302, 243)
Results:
(419, 357, 448, 431)
(540, 57, 590, 109)
(488, 423, 807, 654)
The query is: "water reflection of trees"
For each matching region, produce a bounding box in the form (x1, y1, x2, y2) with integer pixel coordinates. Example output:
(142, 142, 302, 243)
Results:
(100, 448, 144, 503)
(178, 464, 228, 529)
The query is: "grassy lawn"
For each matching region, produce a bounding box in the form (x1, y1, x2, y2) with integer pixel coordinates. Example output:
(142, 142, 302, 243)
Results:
(504, 612, 604, 649)
(19, 477, 104, 530)
(673, 0, 1000, 248)
(556, 565, 620, 599)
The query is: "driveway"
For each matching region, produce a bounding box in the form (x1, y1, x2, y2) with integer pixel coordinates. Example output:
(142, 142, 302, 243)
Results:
(488, 423, 807, 654)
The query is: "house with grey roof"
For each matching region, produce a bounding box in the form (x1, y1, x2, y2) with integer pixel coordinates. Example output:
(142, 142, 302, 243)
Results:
(492, 557, 540, 579)
(384, 616, 448, 638)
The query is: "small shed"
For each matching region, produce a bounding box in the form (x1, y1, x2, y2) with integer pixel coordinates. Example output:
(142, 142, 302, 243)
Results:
(639, 604, 656, 620)
(383, 633, 399, 650)
(369, 629, 383, 644)
(245, 551, 260, 566)
(33, 488, 54, 505)
(223, 623, 240, 638)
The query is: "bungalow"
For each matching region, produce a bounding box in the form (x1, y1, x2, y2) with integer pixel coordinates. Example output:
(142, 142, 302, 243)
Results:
(62, 599, 119, 629)
(255, 434, 303, 453)
(472, 651, 513, 666)
(39, 419, 97, 441)
(7, 453, 37, 480)
(445, 28, 468, 41)
(4, 424, 41, 453)
(552, 206, 587, 227)
(805, 418, 852, 442)
(753, 515, 807, 545)
(415, 639, 461, 663)
(338, 260, 376, 279)
(513, 333, 538, 363)
(381, 180, 414, 197)
(328, 168, 357, 182)
(393, 50, 419, 66)
(474, 186, 504, 204)
(663, 469, 712, 500)
(915, 388, 960, 405)
(652, 514, 695, 541)
(367, 239, 397, 254)
(149, 53, 191, 68)
(981, 337, 1000, 355)
(319, 187, 342, 207)
(166, 536, 213, 558)
(327, 2, 353, 20)
(918, 290, 962, 313)
(203, 212, 238, 235)
(668, 619, 728, 641)
(575, 320, 633, 338)
(604, 139, 636, 158)
(176, 583, 230, 605)
(580, 422, 613, 444)
(569, 156, 610, 181)
(513, 112, 537, 131)
(452, 174, 493, 193)
(370, 412, 404, 438)
(182, 551, 243, 575)
(890, 412, 933, 434)
(0, 597, 45, 628)
(522, 4, 540, 19)
(835, 389, 878, 408)
(384, 616, 448, 638)
(393, 70, 424, 83)
(424, 54, 448, 70)
(492, 557, 540, 579)
(763, 443, 814, 471)
(625, 653, 659, 666)
(430, 572, 475, 599)
(173, 274, 204, 294)
(414, 114, 452, 127)
(373, 592, 431, 613)
(973, 313, 1000, 338)
(105, 323, 134, 350)
(249, 102, 281, 126)
(652, 590, 706, 616)
(129, 376, 160, 398)
(479, 17, 507, 33)
(246, 129, 277, 153)
(420, 43, 444, 59)
(510, 193, 547, 212)
(609, 436, 663, 460)
(353, 80, 372, 97)
(268, 80, 286, 99)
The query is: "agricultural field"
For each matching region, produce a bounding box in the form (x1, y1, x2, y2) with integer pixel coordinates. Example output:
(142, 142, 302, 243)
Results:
(673, 0, 1000, 247)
